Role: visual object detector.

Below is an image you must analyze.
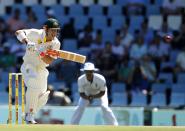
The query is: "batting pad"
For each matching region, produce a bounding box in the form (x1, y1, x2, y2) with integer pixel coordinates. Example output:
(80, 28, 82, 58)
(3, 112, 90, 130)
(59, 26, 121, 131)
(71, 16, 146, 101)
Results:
(25, 88, 40, 114)
(36, 91, 50, 112)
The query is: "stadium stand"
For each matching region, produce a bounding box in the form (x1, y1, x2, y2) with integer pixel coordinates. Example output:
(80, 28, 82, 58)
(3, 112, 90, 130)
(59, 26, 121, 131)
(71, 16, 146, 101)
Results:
(150, 93, 166, 107)
(111, 93, 127, 106)
(130, 92, 147, 107)
(79, 0, 94, 7)
(169, 93, 185, 107)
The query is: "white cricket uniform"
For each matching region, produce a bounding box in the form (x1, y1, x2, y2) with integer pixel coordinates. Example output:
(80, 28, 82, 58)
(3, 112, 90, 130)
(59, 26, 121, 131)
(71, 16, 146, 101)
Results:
(71, 73, 118, 125)
(19, 29, 60, 114)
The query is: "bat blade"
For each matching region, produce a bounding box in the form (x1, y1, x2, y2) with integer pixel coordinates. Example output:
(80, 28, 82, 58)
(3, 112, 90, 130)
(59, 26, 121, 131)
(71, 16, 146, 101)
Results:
(46, 49, 86, 64)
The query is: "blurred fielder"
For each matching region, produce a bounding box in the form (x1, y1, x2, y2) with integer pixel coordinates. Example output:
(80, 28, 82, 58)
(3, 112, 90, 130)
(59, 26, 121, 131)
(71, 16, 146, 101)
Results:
(15, 18, 61, 124)
(71, 62, 118, 125)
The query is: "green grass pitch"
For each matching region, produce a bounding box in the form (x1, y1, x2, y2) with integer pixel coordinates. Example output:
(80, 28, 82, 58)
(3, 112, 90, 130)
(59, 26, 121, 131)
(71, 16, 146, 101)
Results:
(0, 125, 185, 131)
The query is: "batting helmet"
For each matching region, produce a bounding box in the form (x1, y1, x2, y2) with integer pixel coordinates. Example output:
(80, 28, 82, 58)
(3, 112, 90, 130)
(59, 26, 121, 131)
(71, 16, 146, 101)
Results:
(44, 18, 60, 29)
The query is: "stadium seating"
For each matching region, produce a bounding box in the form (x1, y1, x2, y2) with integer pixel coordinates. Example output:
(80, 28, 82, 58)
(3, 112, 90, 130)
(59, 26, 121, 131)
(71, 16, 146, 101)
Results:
(58, 15, 70, 25)
(160, 61, 175, 72)
(177, 73, 185, 84)
(0, 0, 14, 6)
(146, 5, 160, 16)
(111, 16, 125, 30)
(12, 4, 26, 14)
(41, 0, 57, 6)
(169, 93, 185, 107)
(23, 0, 38, 5)
(69, 4, 84, 17)
(31, 4, 45, 15)
(12, 4, 27, 20)
(98, 0, 113, 6)
(154, 0, 164, 5)
(62, 39, 78, 52)
(157, 73, 173, 84)
(151, 83, 169, 93)
(129, 15, 144, 33)
(116, 0, 127, 6)
(79, 0, 94, 6)
(169, 50, 179, 62)
(167, 15, 182, 30)
(102, 27, 116, 43)
(74, 16, 89, 30)
(111, 93, 127, 106)
(0, 5, 5, 15)
(150, 93, 166, 107)
(130, 92, 147, 107)
(92, 16, 107, 30)
(0, 82, 6, 92)
(107, 5, 122, 17)
(1, 71, 9, 85)
(148, 15, 162, 30)
(88, 4, 103, 17)
(111, 82, 126, 93)
(50, 5, 65, 16)
(60, 0, 76, 6)
(0, 92, 9, 104)
(171, 84, 185, 93)
(31, 5, 46, 23)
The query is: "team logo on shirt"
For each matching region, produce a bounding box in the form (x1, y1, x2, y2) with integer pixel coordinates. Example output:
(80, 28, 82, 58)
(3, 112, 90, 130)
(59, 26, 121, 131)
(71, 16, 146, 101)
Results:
(38, 37, 46, 44)
(93, 83, 99, 89)
(38, 39, 42, 44)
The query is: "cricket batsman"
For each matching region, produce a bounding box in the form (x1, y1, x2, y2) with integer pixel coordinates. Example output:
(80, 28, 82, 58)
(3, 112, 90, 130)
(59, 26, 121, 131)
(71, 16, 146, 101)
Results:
(15, 18, 61, 124)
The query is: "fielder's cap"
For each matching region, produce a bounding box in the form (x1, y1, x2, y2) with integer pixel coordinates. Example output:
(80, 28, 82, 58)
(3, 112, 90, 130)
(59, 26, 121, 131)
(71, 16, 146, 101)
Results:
(80, 62, 99, 71)
(44, 18, 60, 29)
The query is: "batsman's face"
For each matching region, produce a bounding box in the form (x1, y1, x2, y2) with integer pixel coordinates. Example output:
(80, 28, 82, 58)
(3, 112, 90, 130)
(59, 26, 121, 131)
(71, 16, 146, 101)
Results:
(47, 28, 60, 40)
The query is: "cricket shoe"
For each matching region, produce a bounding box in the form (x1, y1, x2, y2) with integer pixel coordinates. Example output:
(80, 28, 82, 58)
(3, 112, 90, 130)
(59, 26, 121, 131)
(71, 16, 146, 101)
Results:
(25, 113, 37, 124)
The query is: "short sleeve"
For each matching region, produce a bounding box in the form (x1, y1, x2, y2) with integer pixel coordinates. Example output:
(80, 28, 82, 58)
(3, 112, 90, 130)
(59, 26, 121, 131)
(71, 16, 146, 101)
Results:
(52, 38, 61, 50)
(99, 76, 106, 91)
(78, 78, 84, 93)
(22, 29, 41, 43)
(49, 38, 61, 59)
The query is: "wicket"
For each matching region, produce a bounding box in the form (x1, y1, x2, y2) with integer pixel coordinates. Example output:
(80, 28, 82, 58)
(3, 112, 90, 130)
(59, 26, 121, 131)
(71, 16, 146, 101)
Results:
(8, 73, 25, 124)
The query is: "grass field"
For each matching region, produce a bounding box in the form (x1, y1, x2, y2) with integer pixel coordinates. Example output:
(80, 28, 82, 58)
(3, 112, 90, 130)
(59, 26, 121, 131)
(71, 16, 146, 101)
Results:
(0, 125, 185, 131)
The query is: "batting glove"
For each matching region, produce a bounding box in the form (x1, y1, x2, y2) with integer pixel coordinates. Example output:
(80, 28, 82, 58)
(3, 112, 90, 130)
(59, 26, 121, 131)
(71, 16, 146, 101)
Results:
(27, 42, 36, 52)
(88, 96, 94, 101)
(36, 45, 47, 57)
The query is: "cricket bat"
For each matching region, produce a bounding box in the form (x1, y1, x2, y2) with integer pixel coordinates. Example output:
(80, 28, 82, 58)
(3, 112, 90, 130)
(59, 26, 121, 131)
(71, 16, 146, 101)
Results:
(46, 49, 86, 64)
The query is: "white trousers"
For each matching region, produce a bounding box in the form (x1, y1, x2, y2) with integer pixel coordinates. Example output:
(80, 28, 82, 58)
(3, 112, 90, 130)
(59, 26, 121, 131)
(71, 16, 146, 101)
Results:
(71, 90, 118, 125)
(21, 63, 49, 114)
